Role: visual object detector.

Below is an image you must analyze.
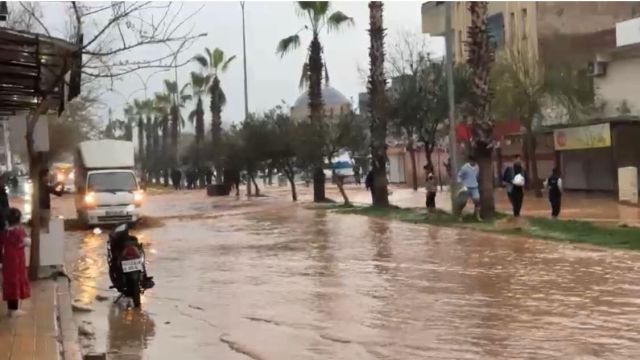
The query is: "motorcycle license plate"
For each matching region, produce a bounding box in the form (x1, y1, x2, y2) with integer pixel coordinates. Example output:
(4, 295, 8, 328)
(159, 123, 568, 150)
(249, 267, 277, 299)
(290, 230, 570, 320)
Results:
(121, 258, 143, 273)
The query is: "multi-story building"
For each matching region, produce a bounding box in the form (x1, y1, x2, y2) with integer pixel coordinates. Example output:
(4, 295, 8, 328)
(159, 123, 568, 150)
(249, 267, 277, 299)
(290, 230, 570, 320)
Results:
(421, 2, 640, 192)
(421, 2, 640, 65)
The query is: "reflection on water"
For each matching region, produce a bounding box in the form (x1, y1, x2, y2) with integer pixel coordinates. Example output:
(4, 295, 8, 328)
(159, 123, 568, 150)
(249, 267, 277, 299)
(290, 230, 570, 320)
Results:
(108, 306, 156, 360)
(64, 194, 640, 359)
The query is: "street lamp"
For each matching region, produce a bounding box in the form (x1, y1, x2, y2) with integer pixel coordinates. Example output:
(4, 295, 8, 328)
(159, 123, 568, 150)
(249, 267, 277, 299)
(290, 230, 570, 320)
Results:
(240, 1, 249, 120)
(163, 32, 208, 104)
(131, 68, 170, 100)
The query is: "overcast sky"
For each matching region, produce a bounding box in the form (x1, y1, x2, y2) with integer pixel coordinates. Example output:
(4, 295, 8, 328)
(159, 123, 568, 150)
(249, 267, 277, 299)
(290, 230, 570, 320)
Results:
(29, 1, 444, 131)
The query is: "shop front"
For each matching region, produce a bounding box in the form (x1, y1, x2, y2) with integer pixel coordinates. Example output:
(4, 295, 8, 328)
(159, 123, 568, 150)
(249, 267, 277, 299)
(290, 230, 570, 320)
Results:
(554, 119, 640, 192)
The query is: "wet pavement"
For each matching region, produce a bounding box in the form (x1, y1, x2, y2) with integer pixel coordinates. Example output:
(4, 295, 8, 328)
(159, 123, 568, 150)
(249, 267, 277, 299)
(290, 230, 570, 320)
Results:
(61, 186, 640, 359)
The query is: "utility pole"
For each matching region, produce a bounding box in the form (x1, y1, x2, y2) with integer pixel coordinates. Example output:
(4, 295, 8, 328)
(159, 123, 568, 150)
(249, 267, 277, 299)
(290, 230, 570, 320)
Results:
(240, 1, 249, 119)
(241, 1, 251, 196)
(445, 2, 458, 210)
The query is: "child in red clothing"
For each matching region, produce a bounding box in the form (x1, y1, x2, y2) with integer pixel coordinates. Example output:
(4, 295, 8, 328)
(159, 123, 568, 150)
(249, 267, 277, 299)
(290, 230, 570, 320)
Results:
(1, 208, 31, 317)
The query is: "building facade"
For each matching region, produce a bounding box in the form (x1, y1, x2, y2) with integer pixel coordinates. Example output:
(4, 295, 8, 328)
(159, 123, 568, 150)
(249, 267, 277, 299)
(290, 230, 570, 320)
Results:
(421, 2, 640, 65)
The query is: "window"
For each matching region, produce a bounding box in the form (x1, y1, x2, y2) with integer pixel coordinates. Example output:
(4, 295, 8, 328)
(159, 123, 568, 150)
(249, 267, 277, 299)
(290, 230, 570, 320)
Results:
(521, 8, 528, 40)
(88, 172, 137, 192)
(487, 13, 505, 49)
(509, 12, 515, 44)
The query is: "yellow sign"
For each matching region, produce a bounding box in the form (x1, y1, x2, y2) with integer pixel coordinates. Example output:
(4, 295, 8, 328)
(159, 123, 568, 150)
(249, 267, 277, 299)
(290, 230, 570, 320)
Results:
(554, 123, 611, 150)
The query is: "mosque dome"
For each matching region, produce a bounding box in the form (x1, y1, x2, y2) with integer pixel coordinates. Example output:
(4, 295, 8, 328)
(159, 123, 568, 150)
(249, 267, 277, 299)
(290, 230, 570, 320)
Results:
(293, 86, 351, 108)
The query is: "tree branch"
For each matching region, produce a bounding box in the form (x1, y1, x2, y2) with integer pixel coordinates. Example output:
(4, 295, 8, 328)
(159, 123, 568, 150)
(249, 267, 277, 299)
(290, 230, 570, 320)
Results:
(19, 1, 51, 36)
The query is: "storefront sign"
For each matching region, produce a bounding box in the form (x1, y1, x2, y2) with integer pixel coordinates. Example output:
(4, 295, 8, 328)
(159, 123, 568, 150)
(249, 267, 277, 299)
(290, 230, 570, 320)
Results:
(554, 123, 611, 150)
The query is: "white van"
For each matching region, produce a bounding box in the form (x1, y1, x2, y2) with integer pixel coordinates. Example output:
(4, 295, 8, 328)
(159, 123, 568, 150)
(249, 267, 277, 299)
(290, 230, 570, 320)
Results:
(74, 140, 144, 226)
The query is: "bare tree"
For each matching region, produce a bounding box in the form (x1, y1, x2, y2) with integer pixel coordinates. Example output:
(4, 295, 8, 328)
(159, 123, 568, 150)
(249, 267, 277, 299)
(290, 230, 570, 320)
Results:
(10, 1, 203, 279)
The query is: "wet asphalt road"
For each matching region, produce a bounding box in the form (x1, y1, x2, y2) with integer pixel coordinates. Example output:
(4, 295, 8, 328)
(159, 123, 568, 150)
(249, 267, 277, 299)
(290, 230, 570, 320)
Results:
(63, 187, 640, 359)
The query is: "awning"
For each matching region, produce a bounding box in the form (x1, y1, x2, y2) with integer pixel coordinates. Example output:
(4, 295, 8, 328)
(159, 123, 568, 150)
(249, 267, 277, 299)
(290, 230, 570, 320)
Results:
(0, 27, 80, 116)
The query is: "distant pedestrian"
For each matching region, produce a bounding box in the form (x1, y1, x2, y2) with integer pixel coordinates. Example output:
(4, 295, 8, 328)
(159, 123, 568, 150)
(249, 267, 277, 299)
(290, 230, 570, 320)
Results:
(204, 168, 213, 186)
(502, 156, 518, 206)
(545, 167, 563, 219)
(510, 162, 526, 217)
(0, 178, 9, 232)
(38, 169, 63, 231)
(456, 156, 481, 221)
(365, 169, 375, 200)
(170, 168, 182, 191)
(353, 166, 361, 186)
(1, 208, 31, 317)
(425, 165, 437, 212)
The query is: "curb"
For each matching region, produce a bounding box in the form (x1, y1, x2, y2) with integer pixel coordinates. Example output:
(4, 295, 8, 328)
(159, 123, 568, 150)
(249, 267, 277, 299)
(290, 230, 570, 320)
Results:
(55, 277, 83, 360)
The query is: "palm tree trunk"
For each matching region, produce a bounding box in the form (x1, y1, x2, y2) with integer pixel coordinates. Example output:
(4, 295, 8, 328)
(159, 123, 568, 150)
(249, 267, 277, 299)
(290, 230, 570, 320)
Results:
(145, 116, 153, 177)
(466, 1, 495, 218)
(170, 105, 179, 168)
(195, 96, 205, 175)
(210, 87, 224, 185)
(368, 1, 389, 207)
(137, 116, 145, 171)
(308, 34, 326, 202)
(161, 114, 169, 186)
(152, 117, 160, 183)
(408, 141, 418, 191)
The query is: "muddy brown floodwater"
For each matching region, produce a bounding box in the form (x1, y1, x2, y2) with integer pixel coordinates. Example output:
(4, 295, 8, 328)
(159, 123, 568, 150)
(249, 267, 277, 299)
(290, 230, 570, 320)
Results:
(64, 190, 640, 359)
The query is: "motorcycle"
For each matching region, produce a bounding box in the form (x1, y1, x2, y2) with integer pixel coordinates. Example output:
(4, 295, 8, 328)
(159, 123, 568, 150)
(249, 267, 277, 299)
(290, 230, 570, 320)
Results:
(107, 223, 154, 307)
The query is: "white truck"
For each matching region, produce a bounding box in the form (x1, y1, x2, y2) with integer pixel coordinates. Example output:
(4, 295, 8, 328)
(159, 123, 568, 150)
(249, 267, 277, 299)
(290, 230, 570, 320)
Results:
(74, 140, 144, 226)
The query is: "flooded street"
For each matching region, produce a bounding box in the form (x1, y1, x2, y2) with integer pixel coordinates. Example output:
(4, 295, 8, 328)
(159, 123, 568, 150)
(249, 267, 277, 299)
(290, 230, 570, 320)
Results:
(63, 188, 640, 359)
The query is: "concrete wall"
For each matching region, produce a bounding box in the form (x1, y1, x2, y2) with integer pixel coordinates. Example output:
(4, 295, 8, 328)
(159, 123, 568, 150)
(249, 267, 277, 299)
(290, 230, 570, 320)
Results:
(594, 56, 640, 117)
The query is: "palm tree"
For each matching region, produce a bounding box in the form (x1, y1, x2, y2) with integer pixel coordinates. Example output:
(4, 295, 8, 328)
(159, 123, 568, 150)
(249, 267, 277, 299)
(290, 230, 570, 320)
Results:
(188, 71, 210, 171)
(276, 1, 354, 202)
(368, 1, 389, 207)
(123, 103, 136, 141)
(465, 1, 495, 218)
(193, 48, 235, 184)
(154, 92, 172, 186)
(163, 80, 190, 168)
(145, 115, 153, 180)
(133, 98, 154, 173)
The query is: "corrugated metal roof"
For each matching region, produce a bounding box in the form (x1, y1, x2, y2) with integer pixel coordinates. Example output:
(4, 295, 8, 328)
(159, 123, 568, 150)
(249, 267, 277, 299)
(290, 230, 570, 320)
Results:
(0, 27, 79, 115)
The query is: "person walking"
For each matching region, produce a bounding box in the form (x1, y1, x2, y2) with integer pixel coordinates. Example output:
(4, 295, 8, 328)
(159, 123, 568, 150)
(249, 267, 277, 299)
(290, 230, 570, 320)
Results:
(170, 168, 182, 191)
(510, 162, 526, 217)
(365, 169, 375, 200)
(456, 156, 481, 221)
(204, 167, 213, 186)
(545, 167, 563, 219)
(0, 177, 9, 232)
(425, 165, 437, 212)
(38, 168, 63, 231)
(1, 208, 31, 317)
(353, 166, 361, 186)
(502, 155, 519, 208)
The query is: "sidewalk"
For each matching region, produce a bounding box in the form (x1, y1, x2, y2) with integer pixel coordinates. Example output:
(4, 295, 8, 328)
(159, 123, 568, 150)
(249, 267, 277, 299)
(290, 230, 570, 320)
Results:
(0, 280, 58, 360)
(316, 184, 640, 227)
(0, 278, 81, 360)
